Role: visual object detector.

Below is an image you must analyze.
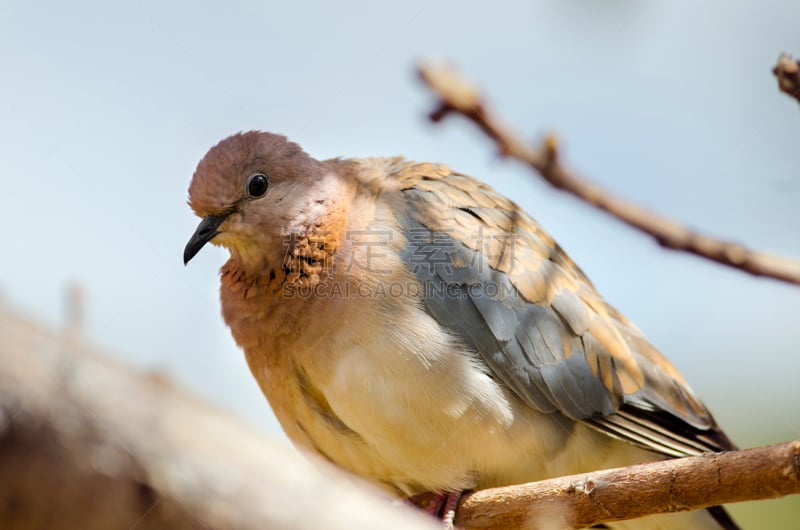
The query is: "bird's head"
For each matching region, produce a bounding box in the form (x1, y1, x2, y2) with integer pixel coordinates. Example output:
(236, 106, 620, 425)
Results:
(183, 131, 351, 273)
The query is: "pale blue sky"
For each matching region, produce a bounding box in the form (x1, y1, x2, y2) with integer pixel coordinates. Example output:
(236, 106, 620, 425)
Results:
(2, 0, 799, 460)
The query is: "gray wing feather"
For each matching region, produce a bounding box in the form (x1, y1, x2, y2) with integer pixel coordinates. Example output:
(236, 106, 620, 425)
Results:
(399, 216, 618, 419)
(392, 169, 734, 458)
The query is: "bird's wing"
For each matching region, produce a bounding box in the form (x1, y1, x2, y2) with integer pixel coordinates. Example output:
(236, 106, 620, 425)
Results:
(390, 163, 734, 457)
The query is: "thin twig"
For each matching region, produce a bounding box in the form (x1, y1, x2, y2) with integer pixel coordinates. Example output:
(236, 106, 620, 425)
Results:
(418, 62, 800, 286)
(410, 440, 800, 529)
(773, 53, 800, 106)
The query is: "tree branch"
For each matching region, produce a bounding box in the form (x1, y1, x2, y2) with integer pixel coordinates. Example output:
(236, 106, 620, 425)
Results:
(416, 440, 800, 529)
(418, 62, 800, 287)
(773, 53, 800, 106)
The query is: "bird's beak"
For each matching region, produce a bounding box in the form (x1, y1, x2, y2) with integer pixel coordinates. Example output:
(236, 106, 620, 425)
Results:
(183, 214, 228, 265)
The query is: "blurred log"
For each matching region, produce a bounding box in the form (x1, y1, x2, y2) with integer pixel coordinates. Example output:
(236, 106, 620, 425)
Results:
(0, 301, 437, 530)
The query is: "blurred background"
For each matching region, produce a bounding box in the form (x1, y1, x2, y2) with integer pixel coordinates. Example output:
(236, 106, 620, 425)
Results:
(2, 0, 798, 526)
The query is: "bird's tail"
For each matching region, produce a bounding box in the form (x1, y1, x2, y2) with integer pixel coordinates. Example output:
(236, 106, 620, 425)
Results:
(603, 506, 740, 529)
(707, 505, 741, 530)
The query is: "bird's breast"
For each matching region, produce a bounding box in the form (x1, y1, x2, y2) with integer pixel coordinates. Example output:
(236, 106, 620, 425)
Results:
(223, 264, 592, 494)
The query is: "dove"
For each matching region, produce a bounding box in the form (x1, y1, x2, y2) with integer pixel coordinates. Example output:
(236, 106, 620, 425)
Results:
(184, 131, 739, 529)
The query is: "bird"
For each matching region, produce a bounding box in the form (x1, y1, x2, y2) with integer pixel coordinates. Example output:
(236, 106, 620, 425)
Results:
(184, 131, 739, 529)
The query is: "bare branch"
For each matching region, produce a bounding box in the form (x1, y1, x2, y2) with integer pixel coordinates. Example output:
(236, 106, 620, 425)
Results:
(418, 62, 800, 287)
(773, 53, 800, 106)
(411, 440, 800, 529)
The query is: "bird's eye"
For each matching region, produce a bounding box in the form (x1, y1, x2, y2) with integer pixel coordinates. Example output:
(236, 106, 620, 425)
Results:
(245, 173, 269, 198)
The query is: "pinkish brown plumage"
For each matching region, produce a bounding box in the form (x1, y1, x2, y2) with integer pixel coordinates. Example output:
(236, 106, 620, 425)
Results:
(184, 131, 739, 529)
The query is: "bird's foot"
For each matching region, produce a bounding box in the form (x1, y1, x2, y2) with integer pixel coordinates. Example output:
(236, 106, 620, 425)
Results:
(423, 491, 463, 530)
